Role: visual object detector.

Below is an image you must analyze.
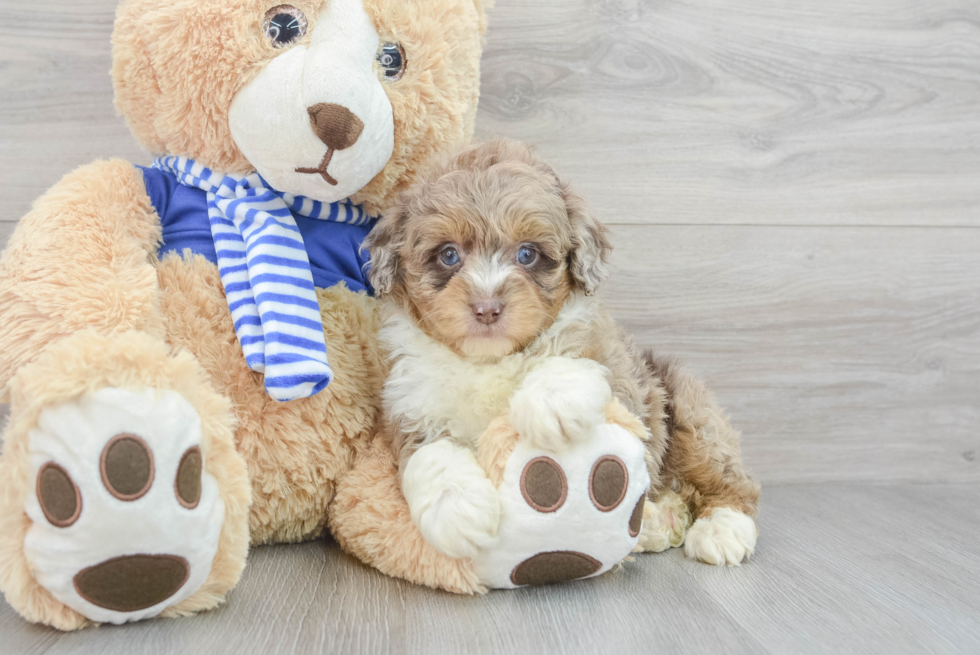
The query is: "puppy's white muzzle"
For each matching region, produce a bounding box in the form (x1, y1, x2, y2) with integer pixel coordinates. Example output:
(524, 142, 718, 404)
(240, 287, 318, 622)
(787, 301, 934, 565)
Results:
(228, 0, 394, 201)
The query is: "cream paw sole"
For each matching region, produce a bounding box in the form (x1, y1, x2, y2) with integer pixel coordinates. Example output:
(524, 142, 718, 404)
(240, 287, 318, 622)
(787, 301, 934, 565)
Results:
(473, 423, 650, 589)
(23, 387, 225, 624)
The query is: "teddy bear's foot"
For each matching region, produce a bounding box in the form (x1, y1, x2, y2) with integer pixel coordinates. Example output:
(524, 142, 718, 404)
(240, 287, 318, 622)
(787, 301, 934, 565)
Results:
(473, 422, 651, 589)
(683, 507, 758, 566)
(635, 490, 692, 553)
(23, 387, 226, 624)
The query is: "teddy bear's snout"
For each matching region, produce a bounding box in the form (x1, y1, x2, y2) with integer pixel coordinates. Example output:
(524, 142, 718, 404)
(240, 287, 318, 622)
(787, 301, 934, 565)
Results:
(307, 103, 365, 152)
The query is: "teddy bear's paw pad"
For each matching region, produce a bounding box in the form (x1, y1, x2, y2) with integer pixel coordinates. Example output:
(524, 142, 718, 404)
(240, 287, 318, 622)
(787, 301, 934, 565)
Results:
(684, 507, 757, 566)
(73, 554, 190, 613)
(520, 457, 568, 512)
(510, 551, 601, 586)
(475, 423, 650, 589)
(589, 455, 629, 511)
(23, 387, 225, 624)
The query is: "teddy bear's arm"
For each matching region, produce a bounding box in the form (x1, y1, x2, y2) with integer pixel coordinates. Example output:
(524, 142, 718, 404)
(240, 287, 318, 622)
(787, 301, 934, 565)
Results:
(0, 160, 165, 397)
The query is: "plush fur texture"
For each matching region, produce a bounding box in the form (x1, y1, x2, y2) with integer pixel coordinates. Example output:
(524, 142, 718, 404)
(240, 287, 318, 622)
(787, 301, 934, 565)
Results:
(156, 255, 385, 545)
(112, 0, 489, 215)
(360, 139, 759, 566)
(0, 160, 165, 399)
(0, 0, 489, 628)
(0, 330, 250, 630)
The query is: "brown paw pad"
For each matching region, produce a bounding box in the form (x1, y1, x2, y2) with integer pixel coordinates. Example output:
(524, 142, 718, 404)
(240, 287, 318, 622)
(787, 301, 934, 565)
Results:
(628, 496, 645, 537)
(175, 447, 202, 509)
(101, 434, 155, 501)
(520, 457, 568, 513)
(589, 455, 628, 512)
(73, 554, 190, 612)
(511, 551, 602, 586)
(37, 463, 82, 528)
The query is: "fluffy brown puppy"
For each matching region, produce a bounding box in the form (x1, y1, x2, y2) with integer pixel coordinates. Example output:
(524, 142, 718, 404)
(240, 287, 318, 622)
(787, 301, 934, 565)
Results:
(366, 138, 761, 566)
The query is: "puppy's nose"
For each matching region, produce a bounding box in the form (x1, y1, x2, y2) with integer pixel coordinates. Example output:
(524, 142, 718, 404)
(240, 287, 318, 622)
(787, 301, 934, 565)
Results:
(472, 301, 504, 325)
(307, 103, 364, 151)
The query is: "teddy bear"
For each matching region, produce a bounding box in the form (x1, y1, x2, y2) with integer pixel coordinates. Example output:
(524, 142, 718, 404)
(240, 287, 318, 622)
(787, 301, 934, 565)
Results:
(0, 0, 665, 631)
(0, 0, 491, 630)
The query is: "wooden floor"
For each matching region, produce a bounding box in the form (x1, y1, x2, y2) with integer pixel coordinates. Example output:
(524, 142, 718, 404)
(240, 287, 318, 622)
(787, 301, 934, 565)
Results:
(1, 0, 978, 653)
(2, 482, 979, 655)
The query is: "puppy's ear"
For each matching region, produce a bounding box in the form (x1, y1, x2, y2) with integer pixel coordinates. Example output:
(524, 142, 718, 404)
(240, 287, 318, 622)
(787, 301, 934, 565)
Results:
(561, 181, 611, 296)
(365, 205, 408, 298)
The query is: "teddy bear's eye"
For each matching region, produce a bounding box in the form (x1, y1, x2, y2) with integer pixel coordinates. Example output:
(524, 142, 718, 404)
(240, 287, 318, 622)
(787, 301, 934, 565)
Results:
(376, 43, 407, 81)
(263, 5, 308, 48)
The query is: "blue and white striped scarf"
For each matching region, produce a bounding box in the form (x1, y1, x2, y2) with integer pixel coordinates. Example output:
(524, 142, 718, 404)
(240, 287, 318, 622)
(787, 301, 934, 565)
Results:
(154, 156, 375, 402)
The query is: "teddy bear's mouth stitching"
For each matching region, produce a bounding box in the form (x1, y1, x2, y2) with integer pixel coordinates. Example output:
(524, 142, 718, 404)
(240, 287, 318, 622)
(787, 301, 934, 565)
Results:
(296, 148, 339, 186)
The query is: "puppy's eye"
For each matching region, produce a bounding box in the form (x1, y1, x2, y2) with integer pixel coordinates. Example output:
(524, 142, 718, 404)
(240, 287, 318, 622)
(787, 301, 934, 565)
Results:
(263, 5, 307, 48)
(439, 246, 461, 267)
(377, 43, 407, 81)
(517, 246, 538, 266)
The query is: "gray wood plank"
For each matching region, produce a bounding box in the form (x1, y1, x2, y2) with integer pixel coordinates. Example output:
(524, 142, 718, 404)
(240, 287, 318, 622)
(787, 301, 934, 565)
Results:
(601, 225, 980, 485)
(0, 1, 146, 224)
(1, 483, 977, 655)
(2, 0, 978, 227)
(477, 0, 980, 226)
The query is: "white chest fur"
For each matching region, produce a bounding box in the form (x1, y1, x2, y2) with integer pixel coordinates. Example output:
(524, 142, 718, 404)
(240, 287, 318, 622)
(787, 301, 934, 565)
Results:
(380, 315, 528, 446)
(379, 295, 600, 447)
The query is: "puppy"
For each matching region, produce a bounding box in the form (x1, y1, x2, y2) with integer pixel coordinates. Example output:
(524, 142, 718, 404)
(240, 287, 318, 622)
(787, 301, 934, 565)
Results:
(365, 139, 760, 565)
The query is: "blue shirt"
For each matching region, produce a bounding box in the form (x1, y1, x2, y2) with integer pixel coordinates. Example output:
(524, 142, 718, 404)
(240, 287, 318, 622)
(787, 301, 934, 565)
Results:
(138, 165, 375, 293)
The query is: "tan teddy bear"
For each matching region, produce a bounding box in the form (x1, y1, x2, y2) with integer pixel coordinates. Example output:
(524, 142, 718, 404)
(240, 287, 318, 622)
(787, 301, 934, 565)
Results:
(0, 0, 760, 632)
(0, 0, 489, 630)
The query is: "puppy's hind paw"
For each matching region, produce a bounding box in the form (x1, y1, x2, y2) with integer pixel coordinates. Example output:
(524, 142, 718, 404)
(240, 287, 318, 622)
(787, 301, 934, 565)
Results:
(636, 491, 692, 553)
(684, 507, 757, 566)
(509, 357, 612, 452)
(403, 441, 500, 560)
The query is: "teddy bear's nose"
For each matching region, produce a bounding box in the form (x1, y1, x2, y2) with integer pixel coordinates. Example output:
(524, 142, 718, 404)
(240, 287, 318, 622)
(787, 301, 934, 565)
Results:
(307, 103, 364, 151)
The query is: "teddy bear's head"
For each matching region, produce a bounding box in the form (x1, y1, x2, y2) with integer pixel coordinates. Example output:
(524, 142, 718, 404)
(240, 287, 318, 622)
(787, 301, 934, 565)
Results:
(112, 0, 488, 214)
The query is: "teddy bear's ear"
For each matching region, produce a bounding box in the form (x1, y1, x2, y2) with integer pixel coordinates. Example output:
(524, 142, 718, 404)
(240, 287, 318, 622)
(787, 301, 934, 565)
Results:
(365, 206, 409, 298)
(472, 0, 492, 34)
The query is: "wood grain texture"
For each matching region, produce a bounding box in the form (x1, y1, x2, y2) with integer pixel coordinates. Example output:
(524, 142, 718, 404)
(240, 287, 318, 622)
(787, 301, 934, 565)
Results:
(1, 483, 977, 655)
(1, 0, 978, 226)
(477, 0, 980, 226)
(0, 1, 146, 223)
(601, 225, 980, 484)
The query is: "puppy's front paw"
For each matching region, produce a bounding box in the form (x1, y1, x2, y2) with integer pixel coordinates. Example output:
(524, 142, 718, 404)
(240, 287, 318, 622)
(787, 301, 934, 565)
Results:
(403, 441, 500, 560)
(509, 357, 612, 452)
(684, 507, 757, 566)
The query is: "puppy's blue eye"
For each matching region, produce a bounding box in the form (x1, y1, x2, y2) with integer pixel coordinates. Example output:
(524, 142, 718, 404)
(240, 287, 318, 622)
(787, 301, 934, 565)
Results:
(440, 247, 460, 267)
(517, 246, 537, 266)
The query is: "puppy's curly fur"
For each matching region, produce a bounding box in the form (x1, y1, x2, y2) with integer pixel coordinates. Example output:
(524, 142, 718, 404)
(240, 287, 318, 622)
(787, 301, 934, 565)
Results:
(367, 139, 761, 565)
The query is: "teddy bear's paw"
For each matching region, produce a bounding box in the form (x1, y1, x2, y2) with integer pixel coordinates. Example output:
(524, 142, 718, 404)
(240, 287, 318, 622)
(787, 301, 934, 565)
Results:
(683, 507, 757, 566)
(403, 440, 501, 560)
(23, 387, 225, 625)
(473, 423, 651, 588)
(509, 357, 612, 453)
(636, 491, 693, 553)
